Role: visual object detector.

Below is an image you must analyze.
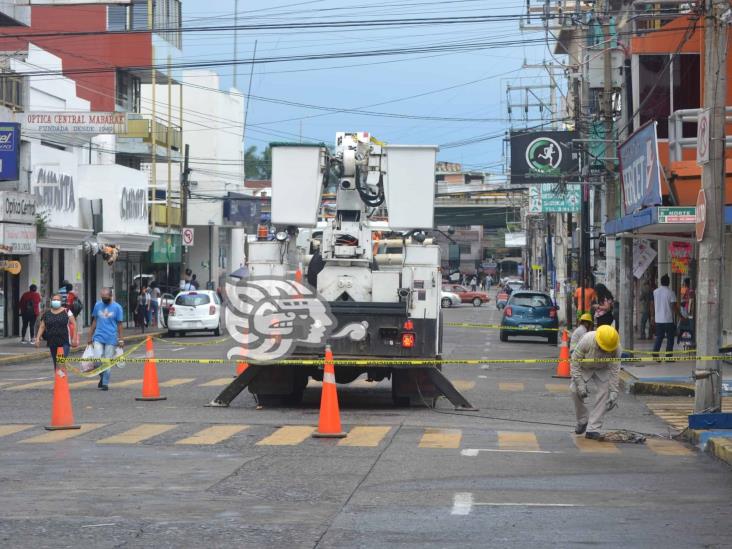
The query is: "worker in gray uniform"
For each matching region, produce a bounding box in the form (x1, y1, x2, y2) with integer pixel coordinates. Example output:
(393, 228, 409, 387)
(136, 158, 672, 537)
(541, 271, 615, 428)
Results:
(570, 324, 622, 439)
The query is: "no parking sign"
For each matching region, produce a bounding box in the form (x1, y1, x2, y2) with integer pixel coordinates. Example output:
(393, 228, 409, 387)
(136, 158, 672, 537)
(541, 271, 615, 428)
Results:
(181, 227, 194, 247)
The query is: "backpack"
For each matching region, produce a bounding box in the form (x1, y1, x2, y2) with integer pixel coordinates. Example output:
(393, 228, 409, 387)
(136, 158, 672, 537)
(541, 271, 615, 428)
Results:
(71, 297, 83, 317)
(23, 296, 35, 317)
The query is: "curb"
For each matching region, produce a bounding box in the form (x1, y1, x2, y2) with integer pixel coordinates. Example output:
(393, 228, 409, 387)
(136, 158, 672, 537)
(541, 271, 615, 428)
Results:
(619, 368, 695, 396)
(686, 429, 732, 468)
(0, 330, 164, 367)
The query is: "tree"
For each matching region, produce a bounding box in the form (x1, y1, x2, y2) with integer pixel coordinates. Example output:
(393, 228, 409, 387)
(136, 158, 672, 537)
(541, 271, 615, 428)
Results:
(244, 145, 272, 179)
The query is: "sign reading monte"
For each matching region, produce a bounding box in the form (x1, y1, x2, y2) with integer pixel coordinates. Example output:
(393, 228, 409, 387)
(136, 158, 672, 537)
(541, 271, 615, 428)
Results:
(657, 207, 696, 224)
(21, 112, 127, 135)
(510, 131, 576, 184)
(619, 121, 662, 215)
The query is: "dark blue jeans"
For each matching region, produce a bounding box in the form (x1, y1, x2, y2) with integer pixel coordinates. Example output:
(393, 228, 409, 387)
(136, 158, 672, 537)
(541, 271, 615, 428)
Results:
(49, 342, 71, 370)
(653, 323, 676, 358)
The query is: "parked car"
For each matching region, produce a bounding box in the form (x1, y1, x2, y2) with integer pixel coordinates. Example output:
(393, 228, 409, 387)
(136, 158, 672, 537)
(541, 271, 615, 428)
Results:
(442, 284, 490, 306)
(496, 289, 510, 310)
(167, 290, 222, 336)
(506, 279, 525, 294)
(500, 291, 559, 345)
(440, 290, 462, 308)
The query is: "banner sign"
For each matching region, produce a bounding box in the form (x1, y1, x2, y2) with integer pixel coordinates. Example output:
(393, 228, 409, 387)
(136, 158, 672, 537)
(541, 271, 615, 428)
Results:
(151, 233, 181, 264)
(632, 239, 656, 279)
(0, 223, 36, 255)
(669, 241, 692, 274)
(505, 232, 527, 247)
(619, 121, 662, 215)
(0, 123, 20, 181)
(510, 131, 576, 184)
(528, 184, 581, 213)
(20, 112, 127, 135)
(658, 206, 695, 224)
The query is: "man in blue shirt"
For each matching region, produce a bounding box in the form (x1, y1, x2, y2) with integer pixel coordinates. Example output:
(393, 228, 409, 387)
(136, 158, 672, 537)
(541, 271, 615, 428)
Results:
(87, 287, 124, 391)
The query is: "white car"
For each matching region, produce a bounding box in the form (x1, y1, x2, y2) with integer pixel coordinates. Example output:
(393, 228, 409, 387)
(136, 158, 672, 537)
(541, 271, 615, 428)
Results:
(167, 290, 222, 336)
(440, 290, 462, 308)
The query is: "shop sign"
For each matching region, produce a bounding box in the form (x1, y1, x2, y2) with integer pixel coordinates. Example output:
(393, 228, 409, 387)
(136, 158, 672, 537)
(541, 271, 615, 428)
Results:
(120, 186, 147, 220)
(658, 206, 696, 224)
(0, 223, 37, 255)
(505, 232, 527, 247)
(151, 233, 181, 264)
(20, 112, 127, 135)
(510, 131, 577, 184)
(32, 167, 76, 213)
(528, 184, 581, 213)
(0, 260, 21, 275)
(0, 191, 37, 224)
(632, 239, 656, 279)
(0, 123, 20, 181)
(669, 241, 692, 274)
(619, 121, 662, 215)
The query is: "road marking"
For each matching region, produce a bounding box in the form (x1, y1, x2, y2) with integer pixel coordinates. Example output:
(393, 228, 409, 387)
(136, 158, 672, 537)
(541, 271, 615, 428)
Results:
(338, 426, 391, 447)
(19, 424, 105, 444)
(6, 380, 53, 391)
(646, 438, 694, 456)
(498, 431, 541, 451)
(0, 425, 33, 438)
(169, 347, 186, 352)
(461, 448, 556, 456)
(419, 428, 462, 449)
(498, 382, 524, 392)
(68, 380, 99, 389)
(112, 379, 142, 388)
(478, 375, 488, 379)
(0, 381, 15, 388)
(199, 378, 233, 387)
(573, 435, 620, 454)
(256, 425, 314, 446)
(159, 378, 195, 388)
(451, 492, 473, 515)
(545, 383, 570, 393)
(176, 425, 248, 445)
(98, 424, 177, 444)
(451, 380, 475, 392)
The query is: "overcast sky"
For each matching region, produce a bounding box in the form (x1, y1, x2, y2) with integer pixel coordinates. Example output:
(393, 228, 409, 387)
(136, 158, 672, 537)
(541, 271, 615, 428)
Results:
(179, 0, 551, 171)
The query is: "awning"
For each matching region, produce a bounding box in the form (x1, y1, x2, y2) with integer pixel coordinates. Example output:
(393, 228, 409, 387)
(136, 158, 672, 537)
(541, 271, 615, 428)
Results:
(97, 232, 158, 253)
(38, 227, 93, 249)
(605, 205, 732, 241)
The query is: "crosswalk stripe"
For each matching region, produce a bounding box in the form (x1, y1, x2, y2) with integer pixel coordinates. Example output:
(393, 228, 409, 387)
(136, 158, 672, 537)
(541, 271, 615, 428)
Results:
(19, 424, 105, 444)
(499, 382, 524, 392)
(646, 439, 694, 456)
(451, 380, 475, 392)
(159, 378, 196, 388)
(0, 425, 33, 438)
(545, 383, 570, 393)
(98, 424, 177, 444)
(498, 431, 540, 451)
(573, 435, 620, 454)
(6, 380, 53, 391)
(419, 428, 462, 449)
(338, 426, 391, 447)
(112, 379, 142, 388)
(199, 378, 233, 387)
(0, 381, 15, 388)
(256, 425, 314, 446)
(175, 425, 248, 445)
(68, 380, 99, 389)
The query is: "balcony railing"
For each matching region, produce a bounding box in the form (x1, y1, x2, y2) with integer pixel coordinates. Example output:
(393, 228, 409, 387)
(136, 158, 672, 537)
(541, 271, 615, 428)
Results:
(152, 204, 181, 227)
(121, 115, 181, 151)
(668, 107, 732, 162)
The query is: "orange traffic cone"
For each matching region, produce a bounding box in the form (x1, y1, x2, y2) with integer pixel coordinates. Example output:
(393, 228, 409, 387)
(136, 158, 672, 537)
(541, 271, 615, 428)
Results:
(553, 329, 571, 379)
(136, 337, 166, 401)
(236, 361, 249, 375)
(45, 348, 80, 431)
(312, 345, 346, 438)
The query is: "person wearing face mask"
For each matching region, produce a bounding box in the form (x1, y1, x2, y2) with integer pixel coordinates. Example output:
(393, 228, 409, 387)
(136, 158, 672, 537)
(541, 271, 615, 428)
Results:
(35, 294, 76, 370)
(87, 288, 124, 391)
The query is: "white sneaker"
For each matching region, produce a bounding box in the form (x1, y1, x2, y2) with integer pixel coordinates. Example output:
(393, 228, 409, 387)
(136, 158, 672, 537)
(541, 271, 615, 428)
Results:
(29, 339, 36, 345)
(19, 339, 27, 344)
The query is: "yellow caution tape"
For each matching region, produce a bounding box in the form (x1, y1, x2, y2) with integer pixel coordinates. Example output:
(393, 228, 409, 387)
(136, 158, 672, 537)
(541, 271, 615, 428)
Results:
(64, 339, 147, 378)
(446, 322, 561, 332)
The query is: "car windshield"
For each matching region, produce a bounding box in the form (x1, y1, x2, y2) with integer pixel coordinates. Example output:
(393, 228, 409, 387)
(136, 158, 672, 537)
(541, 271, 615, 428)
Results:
(176, 293, 211, 307)
(454, 286, 468, 292)
(511, 294, 552, 308)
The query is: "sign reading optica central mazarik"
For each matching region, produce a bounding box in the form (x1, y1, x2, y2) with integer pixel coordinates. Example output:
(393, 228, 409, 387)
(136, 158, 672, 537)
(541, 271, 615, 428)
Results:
(20, 112, 127, 135)
(619, 121, 662, 215)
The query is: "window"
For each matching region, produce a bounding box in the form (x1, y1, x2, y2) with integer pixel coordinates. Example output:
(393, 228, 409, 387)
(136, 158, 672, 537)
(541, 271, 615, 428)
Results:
(108, 0, 181, 48)
(510, 294, 552, 308)
(458, 244, 472, 255)
(175, 294, 211, 307)
(0, 72, 23, 111)
(116, 70, 141, 112)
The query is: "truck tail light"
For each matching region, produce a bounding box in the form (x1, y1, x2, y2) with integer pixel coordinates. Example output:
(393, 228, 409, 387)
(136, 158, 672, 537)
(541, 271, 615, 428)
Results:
(168, 306, 176, 317)
(549, 308, 557, 318)
(401, 333, 416, 348)
(504, 306, 512, 317)
(209, 305, 216, 315)
(403, 320, 414, 331)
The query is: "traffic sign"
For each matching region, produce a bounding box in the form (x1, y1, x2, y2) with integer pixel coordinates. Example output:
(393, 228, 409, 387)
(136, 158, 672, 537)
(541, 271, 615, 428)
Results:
(695, 189, 706, 242)
(697, 109, 710, 165)
(181, 227, 195, 247)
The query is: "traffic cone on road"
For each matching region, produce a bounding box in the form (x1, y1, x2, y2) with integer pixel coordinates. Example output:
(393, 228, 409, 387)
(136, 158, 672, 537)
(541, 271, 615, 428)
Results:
(45, 348, 80, 431)
(552, 329, 571, 379)
(312, 345, 346, 438)
(136, 337, 166, 401)
(236, 361, 249, 376)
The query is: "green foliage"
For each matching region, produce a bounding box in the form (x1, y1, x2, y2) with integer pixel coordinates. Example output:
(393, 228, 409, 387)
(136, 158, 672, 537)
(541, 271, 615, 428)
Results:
(244, 145, 272, 179)
(35, 212, 50, 239)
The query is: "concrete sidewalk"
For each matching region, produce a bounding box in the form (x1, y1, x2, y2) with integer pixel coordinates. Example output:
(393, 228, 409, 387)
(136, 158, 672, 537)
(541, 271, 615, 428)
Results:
(0, 326, 165, 366)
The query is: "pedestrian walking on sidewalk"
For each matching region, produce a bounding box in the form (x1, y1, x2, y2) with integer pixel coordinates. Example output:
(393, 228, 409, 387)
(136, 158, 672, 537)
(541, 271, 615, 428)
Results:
(35, 294, 76, 370)
(639, 281, 653, 339)
(593, 284, 615, 326)
(570, 313, 594, 352)
(88, 288, 124, 391)
(19, 284, 41, 344)
(570, 325, 622, 439)
(652, 274, 679, 361)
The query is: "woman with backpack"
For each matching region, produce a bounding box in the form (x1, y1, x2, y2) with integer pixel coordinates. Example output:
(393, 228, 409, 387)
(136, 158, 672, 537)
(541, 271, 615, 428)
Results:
(19, 284, 41, 344)
(35, 293, 78, 369)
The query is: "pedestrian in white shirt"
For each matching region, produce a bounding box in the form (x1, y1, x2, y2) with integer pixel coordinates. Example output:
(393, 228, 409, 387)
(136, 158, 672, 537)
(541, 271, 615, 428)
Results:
(652, 274, 679, 361)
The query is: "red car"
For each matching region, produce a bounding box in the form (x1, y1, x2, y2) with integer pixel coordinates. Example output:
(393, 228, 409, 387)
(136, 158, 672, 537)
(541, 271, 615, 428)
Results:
(442, 284, 491, 306)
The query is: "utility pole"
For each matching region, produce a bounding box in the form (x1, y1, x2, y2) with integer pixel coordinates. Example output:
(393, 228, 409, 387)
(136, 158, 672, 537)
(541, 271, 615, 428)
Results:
(180, 144, 191, 273)
(694, 0, 728, 413)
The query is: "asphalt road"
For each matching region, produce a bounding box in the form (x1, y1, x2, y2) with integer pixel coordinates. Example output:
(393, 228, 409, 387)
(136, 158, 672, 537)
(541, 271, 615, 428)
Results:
(1, 299, 731, 548)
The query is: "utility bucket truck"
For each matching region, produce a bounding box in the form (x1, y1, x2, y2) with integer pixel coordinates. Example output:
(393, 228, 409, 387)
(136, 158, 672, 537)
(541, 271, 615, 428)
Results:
(210, 132, 475, 409)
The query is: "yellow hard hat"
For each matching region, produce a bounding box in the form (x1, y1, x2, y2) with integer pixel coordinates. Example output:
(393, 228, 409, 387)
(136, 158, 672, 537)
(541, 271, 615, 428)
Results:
(595, 324, 619, 352)
(579, 313, 593, 323)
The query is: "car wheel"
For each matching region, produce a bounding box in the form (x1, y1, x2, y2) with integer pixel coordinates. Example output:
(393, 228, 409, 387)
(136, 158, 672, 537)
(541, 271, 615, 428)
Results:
(441, 297, 452, 308)
(548, 333, 558, 345)
(213, 327, 220, 336)
(500, 331, 508, 342)
(472, 297, 482, 307)
(167, 330, 177, 338)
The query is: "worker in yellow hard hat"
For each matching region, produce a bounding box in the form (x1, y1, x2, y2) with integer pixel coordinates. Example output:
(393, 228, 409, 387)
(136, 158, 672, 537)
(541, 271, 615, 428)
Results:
(570, 313, 594, 351)
(570, 324, 622, 439)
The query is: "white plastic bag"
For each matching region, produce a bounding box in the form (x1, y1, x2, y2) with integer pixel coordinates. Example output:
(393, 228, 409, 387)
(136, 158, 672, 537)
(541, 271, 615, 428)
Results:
(80, 345, 98, 372)
(114, 346, 126, 369)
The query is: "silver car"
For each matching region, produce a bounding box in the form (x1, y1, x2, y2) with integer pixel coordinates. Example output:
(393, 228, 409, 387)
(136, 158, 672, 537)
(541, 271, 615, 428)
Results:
(441, 290, 462, 308)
